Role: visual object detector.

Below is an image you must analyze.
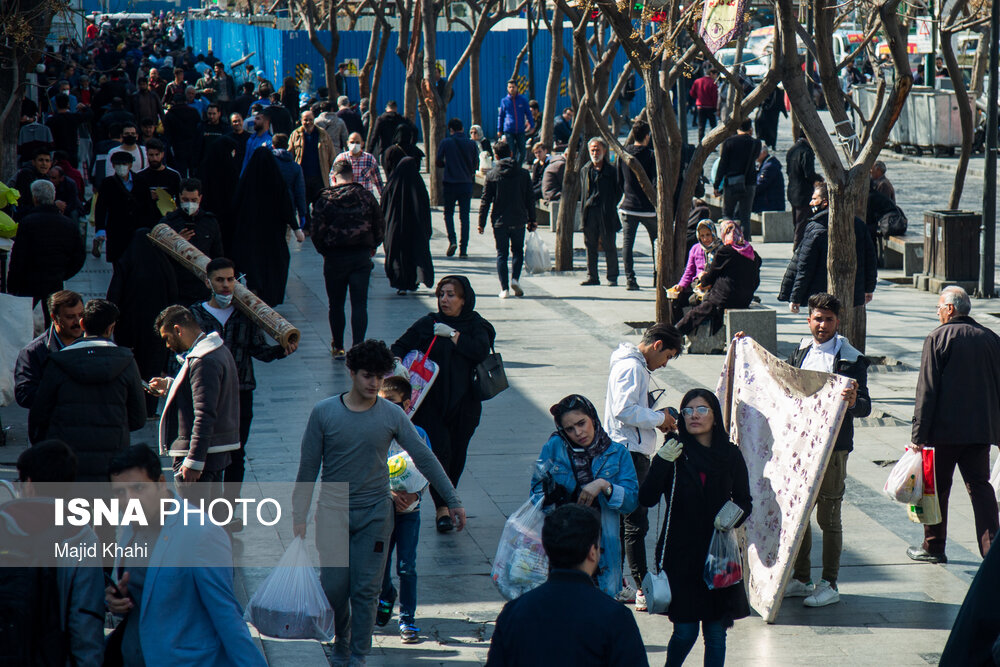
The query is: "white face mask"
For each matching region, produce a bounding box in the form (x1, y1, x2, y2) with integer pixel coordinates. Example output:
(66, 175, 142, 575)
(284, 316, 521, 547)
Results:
(349, 142, 362, 154)
(214, 291, 233, 307)
(180, 201, 199, 216)
(114, 164, 131, 178)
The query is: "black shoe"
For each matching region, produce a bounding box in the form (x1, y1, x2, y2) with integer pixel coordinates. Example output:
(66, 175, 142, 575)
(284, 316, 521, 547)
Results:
(436, 514, 454, 533)
(906, 546, 947, 563)
(607, 280, 618, 287)
(375, 597, 394, 627)
(626, 279, 640, 291)
(224, 518, 244, 534)
(580, 278, 600, 286)
(459, 250, 468, 257)
(446, 242, 457, 257)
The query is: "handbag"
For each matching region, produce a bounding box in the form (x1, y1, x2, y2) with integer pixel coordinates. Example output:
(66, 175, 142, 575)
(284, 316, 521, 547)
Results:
(473, 344, 508, 401)
(641, 459, 677, 614)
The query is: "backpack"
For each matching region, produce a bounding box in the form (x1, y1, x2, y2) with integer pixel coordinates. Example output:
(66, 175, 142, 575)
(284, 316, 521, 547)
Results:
(0, 512, 67, 667)
(310, 185, 378, 251)
(878, 210, 907, 237)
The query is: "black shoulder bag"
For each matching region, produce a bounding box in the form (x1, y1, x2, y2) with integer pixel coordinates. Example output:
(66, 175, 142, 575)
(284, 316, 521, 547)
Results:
(473, 343, 508, 401)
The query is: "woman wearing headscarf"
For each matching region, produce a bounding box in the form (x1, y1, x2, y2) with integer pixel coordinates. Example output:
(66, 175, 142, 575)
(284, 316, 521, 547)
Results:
(278, 76, 300, 118)
(382, 157, 434, 295)
(382, 124, 425, 175)
(107, 228, 178, 415)
(230, 149, 298, 306)
(670, 219, 720, 322)
(639, 388, 751, 666)
(197, 135, 241, 252)
(529, 394, 639, 597)
(391, 275, 495, 533)
(676, 219, 761, 336)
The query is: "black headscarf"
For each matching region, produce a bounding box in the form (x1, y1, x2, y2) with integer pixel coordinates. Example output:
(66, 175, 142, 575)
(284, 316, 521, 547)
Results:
(382, 156, 434, 291)
(676, 388, 732, 473)
(382, 124, 425, 175)
(433, 275, 479, 328)
(550, 394, 614, 487)
(231, 149, 296, 306)
(197, 135, 240, 252)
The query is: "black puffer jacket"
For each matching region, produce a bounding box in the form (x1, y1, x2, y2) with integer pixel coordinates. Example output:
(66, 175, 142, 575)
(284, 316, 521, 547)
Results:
(6, 205, 85, 300)
(310, 182, 385, 255)
(28, 339, 146, 481)
(617, 143, 656, 213)
(478, 158, 535, 229)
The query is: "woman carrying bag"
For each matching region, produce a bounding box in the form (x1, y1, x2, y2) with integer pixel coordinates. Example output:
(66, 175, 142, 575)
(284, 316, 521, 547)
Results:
(529, 394, 639, 598)
(392, 275, 495, 533)
(639, 388, 752, 667)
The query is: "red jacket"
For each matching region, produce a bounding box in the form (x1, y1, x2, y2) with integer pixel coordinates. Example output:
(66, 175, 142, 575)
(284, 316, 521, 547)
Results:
(690, 75, 719, 110)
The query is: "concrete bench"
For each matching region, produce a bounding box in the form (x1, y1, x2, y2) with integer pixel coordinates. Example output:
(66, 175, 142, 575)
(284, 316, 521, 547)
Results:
(699, 195, 793, 243)
(541, 199, 582, 232)
(884, 233, 923, 276)
(473, 172, 486, 198)
(683, 302, 777, 355)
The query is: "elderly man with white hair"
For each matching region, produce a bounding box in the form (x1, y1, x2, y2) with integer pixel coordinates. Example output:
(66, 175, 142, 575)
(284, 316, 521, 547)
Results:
(6, 180, 86, 324)
(870, 159, 895, 202)
(908, 286, 1000, 564)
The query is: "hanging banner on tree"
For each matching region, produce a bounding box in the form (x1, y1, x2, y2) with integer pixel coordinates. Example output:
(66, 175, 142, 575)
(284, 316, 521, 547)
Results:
(699, 0, 750, 55)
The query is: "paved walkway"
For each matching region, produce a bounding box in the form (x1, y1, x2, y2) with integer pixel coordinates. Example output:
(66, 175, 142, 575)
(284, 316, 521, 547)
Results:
(2, 115, 998, 665)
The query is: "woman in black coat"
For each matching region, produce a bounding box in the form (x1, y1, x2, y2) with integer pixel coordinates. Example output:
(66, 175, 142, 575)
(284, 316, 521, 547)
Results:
(382, 157, 434, 294)
(677, 219, 761, 336)
(639, 388, 752, 667)
(391, 275, 494, 533)
(382, 124, 425, 175)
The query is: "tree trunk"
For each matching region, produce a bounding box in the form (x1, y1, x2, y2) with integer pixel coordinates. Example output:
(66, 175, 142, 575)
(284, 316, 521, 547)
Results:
(403, 0, 422, 122)
(470, 49, 483, 128)
(540, 3, 564, 147)
(358, 21, 381, 101)
(420, 0, 446, 203)
(555, 99, 587, 270)
(366, 21, 391, 147)
(827, 177, 866, 348)
(941, 3, 979, 209)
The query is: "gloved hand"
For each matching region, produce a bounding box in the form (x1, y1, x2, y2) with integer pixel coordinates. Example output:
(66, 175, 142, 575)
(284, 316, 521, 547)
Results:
(392, 359, 409, 379)
(655, 440, 683, 462)
(434, 322, 457, 338)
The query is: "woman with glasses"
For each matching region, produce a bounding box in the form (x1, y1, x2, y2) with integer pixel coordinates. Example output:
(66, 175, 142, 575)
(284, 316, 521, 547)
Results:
(529, 394, 639, 597)
(639, 388, 752, 667)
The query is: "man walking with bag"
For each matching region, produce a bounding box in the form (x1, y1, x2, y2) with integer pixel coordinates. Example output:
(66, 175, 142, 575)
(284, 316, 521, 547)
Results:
(907, 287, 1000, 563)
(713, 120, 761, 241)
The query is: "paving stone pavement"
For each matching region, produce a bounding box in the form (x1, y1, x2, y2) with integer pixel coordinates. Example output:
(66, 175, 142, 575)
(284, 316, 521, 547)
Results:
(2, 114, 998, 666)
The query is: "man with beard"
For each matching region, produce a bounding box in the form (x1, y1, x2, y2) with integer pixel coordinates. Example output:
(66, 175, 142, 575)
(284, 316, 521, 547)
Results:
(106, 122, 149, 176)
(12, 148, 53, 217)
(138, 138, 182, 204)
(14, 290, 84, 408)
(241, 111, 273, 175)
(160, 178, 224, 304)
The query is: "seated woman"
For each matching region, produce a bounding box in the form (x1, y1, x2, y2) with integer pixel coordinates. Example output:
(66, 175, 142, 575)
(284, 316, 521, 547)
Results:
(529, 394, 638, 598)
(639, 388, 752, 667)
(669, 219, 720, 321)
(676, 220, 761, 337)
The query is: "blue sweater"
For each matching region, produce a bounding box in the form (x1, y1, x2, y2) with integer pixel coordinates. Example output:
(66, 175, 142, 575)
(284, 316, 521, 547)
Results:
(497, 93, 534, 135)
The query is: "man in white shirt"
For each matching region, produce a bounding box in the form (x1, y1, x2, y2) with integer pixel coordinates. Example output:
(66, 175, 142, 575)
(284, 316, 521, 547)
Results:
(783, 292, 870, 608)
(604, 323, 682, 609)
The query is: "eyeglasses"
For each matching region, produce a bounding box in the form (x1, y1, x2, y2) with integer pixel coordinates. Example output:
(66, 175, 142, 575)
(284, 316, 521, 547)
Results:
(681, 406, 712, 418)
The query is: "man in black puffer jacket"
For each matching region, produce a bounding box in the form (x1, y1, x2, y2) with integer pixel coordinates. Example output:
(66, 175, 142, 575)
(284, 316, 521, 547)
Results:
(478, 141, 536, 299)
(29, 299, 146, 481)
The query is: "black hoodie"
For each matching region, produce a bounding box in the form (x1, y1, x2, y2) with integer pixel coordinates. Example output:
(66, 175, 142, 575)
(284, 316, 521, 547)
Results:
(28, 339, 146, 481)
(479, 157, 535, 229)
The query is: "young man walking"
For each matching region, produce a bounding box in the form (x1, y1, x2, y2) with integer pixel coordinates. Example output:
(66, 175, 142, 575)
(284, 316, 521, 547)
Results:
(436, 117, 478, 257)
(617, 121, 657, 291)
(605, 323, 682, 608)
(783, 292, 870, 606)
(496, 80, 534, 166)
(293, 340, 466, 667)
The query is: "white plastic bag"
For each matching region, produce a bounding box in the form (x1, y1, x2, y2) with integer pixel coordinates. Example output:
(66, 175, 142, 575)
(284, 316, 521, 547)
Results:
(387, 442, 428, 494)
(244, 537, 335, 641)
(991, 453, 1000, 501)
(883, 448, 924, 504)
(524, 231, 551, 275)
(491, 498, 548, 600)
(703, 529, 743, 590)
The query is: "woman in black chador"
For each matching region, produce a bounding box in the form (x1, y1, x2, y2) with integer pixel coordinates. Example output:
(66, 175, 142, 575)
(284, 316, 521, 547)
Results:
(382, 157, 434, 295)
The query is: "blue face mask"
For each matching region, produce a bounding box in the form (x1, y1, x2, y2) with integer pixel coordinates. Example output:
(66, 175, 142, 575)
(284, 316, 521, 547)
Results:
(214, 291, 233, 308)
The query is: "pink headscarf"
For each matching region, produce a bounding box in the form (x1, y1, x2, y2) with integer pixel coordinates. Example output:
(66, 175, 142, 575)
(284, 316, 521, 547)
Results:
(719, 219, 755, 260)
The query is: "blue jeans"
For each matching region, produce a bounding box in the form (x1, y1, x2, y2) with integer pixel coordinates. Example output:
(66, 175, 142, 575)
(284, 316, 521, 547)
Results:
(492, 224, 525, 291)
(379, 509, 420, 624)
(665, 621, 727, 667)
(503, 131, 527, 165)
(443, 182, 473, 250)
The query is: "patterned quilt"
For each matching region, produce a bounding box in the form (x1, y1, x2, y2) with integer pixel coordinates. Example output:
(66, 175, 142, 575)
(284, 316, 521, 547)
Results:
(716, 337, 851, 623)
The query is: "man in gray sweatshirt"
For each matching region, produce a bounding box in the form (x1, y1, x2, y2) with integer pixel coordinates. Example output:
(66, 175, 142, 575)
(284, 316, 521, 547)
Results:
(293, 339, 466, 666)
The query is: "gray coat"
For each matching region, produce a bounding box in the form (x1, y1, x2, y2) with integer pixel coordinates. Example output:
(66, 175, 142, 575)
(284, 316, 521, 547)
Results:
(912, 315, 1000, 445)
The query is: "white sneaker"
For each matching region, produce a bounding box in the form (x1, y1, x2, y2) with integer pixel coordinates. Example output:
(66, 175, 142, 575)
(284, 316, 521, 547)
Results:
(615, 584, 638, 603)
(510, 279, 524, 297)
(634, 590, 647, 612)
(498, 289, 509, 299)
(803, 579, 840, 607)
(783, 579, 815, 598)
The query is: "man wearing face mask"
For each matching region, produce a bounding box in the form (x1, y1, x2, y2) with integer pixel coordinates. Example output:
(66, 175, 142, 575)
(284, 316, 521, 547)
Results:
(95, 151, 154, 265)
(579, 137, 622, 287)
(159, 178, 224, 304)
(105, 122, 148, 177)
(190, 257, 298, 527)
(241, 111, 273, 175)
(333, 132, 383, 198)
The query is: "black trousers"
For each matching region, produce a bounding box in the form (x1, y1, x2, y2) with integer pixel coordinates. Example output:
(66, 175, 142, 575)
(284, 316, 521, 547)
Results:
(583, 214, 619, 282)
(493, 224, 525, 291)
(923, 444, 999, 557)
(697, 108, 717, 143)
(413, 398, 483, 510)
(443, 182, 473, 250)
(172, 458, 226, 507)
(620, 451, 651, 586)
(322, 251, 372, 350)
(621, 213, 657, 282)
(305, 174, 325, 208)
(223, 389, 254, 502)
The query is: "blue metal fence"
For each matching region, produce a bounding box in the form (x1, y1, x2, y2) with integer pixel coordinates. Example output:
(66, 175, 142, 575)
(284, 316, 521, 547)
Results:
(187, 19, 644, 139)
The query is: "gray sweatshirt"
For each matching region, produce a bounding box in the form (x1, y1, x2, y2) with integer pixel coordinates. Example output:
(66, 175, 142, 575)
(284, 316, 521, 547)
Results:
(294, 395, 461, 521)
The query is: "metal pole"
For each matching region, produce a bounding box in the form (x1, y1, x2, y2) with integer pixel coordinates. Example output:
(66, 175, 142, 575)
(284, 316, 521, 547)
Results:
(978, 4, 999, 298)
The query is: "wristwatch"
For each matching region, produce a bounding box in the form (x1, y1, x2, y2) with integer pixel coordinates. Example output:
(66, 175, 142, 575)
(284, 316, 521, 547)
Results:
(603, 484, 613, 498)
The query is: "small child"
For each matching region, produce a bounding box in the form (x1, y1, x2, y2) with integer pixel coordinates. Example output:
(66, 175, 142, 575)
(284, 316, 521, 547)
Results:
(375, 376, 431, 644)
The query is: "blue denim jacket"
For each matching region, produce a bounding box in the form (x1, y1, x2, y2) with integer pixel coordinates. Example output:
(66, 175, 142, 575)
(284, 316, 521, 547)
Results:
(529, 434, 639, 597)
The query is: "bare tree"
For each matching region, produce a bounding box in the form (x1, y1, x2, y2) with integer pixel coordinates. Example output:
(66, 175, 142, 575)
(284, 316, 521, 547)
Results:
(539, 0, 564, 147)
(289, 0, 345, 89)
(775, 0, 913, 347)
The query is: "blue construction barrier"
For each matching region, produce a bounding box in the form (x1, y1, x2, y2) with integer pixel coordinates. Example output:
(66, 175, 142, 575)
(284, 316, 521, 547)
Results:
(186, 19, 645, 139)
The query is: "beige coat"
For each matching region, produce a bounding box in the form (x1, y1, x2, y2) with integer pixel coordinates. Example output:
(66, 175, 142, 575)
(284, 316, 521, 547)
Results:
(289, 126, 336, 184)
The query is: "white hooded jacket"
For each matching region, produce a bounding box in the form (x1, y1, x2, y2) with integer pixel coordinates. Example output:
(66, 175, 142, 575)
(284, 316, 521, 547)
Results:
(604, 342, 664, 455)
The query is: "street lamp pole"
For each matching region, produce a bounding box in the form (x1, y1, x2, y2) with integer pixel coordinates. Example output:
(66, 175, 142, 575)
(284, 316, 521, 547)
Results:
(978, 0, 999, 298)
